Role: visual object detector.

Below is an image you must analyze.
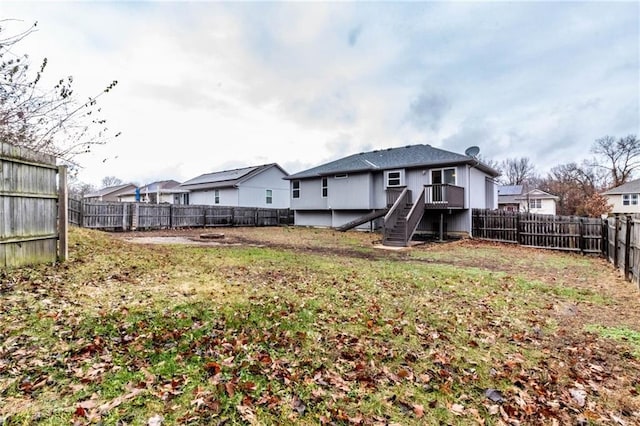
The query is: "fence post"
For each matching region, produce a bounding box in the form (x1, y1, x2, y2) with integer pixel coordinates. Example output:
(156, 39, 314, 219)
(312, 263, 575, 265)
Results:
(515, 212, 521, 244)
(625, 215, 632, 280)
(57, 166, 68, 262)
(133, 203, 139, 231)
(579, 218, 585, 255)
(123, 203, 129, 231)
(79, 199, 84, 228)
(614, 215, 619, 268)
(601, 218, 608, 258)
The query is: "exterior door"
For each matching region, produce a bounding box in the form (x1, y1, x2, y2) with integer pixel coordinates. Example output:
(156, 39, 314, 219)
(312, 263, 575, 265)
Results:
(431, 168, 456, 202)
(431, 170, 443, 202)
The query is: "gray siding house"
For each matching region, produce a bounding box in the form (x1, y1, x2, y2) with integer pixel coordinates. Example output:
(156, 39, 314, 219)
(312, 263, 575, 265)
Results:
(84, 183, 136, 202)
(180, 163, 290, 208)
(285, 144, 499, 245)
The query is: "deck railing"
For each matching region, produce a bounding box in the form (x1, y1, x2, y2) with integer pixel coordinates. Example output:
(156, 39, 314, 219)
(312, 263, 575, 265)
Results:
(425, 184, 465, 209)
(386, 187, 407, 207)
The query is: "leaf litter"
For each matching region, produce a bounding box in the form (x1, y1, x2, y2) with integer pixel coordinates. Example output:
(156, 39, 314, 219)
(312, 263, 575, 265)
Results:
(0, 227, 639, 425)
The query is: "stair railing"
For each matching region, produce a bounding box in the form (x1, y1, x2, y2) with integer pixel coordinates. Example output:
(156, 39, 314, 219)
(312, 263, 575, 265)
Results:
(383, 187, 410, 245)
(383, 187, 409, 229)
(404, 187, 426, 243)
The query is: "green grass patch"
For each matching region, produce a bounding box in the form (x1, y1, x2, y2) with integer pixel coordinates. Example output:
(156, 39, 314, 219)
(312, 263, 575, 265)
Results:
(585, 324, 640, 356)
(1, 227, 637, 425)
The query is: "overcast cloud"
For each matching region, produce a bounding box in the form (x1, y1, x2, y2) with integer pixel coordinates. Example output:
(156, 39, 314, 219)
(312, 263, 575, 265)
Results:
(3, 1, 638, 187)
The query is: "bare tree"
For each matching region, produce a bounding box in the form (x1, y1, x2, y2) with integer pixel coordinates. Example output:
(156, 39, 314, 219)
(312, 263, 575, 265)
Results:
(538, 161, 607, 216)
(100, 176, 123, 188)
(0, 20, 119, 166)
(68, 180, 96, 198)
(591, 135, 640, 188)
(476, 154, 501, 173)
(500, 157, 537, 186)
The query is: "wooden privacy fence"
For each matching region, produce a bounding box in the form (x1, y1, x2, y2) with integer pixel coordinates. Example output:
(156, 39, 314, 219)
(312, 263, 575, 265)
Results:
(472, 209, 603, 254)
(472, 209, 640, 287)
(605, 215, 640, 285)
(69, 200, 293, 230)
(0, 142, 67, 268)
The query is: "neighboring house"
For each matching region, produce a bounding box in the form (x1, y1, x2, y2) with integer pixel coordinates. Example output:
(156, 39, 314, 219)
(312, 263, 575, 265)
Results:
(498, 185, 559, 215)
(84, 183, 136, 202)
(284, 144, 500, 245)
(180, 163, 289, 208)
(602, 179, 640, 214)
(118, 180, 190, 204)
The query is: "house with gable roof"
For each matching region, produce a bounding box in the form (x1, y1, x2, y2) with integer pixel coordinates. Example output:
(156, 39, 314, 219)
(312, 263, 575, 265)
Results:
(498, 185, 559, 215)
(602, 178, 640, 214)
(285, 144, 500, 246)
(83, 183, 136, 202)
(180, 163, 289, 208)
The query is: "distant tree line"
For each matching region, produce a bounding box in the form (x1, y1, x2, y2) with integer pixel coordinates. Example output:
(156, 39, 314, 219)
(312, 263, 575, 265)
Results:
(494, 135, 640, 217)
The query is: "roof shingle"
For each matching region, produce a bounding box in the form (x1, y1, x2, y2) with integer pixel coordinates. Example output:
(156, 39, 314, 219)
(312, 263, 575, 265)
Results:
(286, 144, 499, 179)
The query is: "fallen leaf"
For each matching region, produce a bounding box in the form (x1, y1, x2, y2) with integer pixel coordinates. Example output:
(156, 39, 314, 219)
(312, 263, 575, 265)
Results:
(569, 388, 586, 407)
(484, 388, 505, 403)
(487, 404, 499, 415)
(413, 404, 424, 418)
(450, 403, 465, 416)
(236, 404, 257, 424)
(225, 382, 235, 398)
(147, 414, 163, 426)
(99, 387, 144, 413)
(292, 395, 306, 415)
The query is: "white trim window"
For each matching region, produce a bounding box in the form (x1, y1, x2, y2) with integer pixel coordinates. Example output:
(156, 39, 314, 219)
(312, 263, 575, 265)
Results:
(431, 168, 457, 185)
(266, 189, 273, 204)
(528, 199, 542, 209)
(385, 170, 404, 187)
(214, 189, 220, 204)
(623, 194, 638, 206)
(292, 180, 300, 199)
(334, 173, 348, 179)
(321, 177, 328, 198)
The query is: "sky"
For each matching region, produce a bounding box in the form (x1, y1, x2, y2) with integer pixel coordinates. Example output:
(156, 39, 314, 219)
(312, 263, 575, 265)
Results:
(3, 1, 639, 188)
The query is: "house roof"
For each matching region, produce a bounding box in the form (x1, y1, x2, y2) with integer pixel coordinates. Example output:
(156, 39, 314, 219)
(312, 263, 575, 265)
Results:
(84, 183, 136, 199)
(120, 180, 188, 196)
(602, 178, 640, 195)
(497, 185, 523, 196)
(498, 186, 559, 204)
(180, 163, 288, 190)
(515, 189, 559, 201)
(285, 144, 500, 180)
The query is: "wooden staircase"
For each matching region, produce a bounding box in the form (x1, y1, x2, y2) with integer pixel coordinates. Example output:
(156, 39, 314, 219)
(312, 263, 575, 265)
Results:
(383, 187, 426, 247)
(383, 203, 413, 246)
